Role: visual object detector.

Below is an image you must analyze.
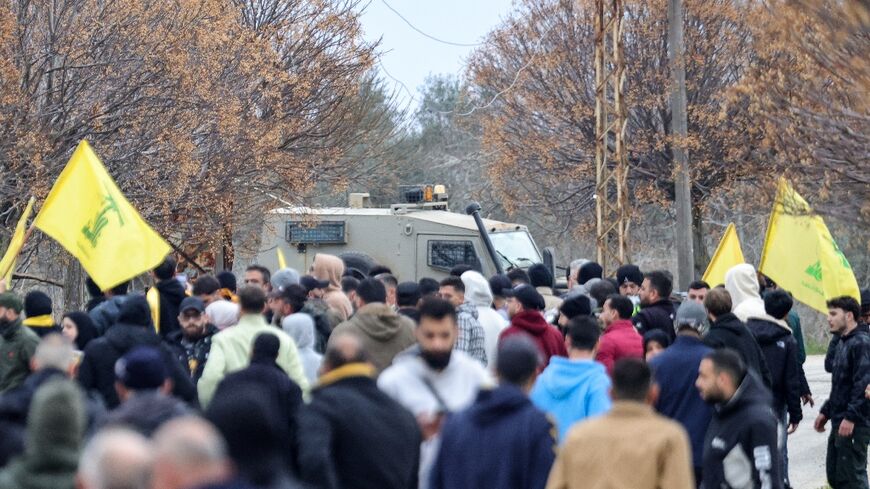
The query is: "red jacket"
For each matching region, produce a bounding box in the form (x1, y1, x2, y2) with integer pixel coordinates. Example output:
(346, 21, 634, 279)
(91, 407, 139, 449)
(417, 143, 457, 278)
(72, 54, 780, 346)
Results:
(499, 310, 567, 367)
(595, 319, 643, 375)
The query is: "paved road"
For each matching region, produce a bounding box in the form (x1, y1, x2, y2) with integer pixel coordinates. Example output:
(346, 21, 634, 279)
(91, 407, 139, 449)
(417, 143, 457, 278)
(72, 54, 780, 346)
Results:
(789, 354, 831, 489)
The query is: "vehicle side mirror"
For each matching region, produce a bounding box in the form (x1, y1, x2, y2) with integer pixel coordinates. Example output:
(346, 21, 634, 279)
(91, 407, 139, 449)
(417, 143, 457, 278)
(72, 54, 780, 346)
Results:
(542, 247, 556, 283)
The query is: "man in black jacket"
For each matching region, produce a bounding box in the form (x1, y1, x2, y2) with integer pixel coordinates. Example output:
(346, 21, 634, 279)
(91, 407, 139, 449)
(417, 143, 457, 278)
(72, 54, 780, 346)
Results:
(149, 256, 186, 339)
(296, 333, 421, 489)
(746, 290, 803, 488)
(816, 296, 870, 489)
(703, 288, 773, 389)
(696, 348, 782, 489)
(164, 297, 219, 383)
(77, 295, 196, 409)
(633, 271, 677, 343)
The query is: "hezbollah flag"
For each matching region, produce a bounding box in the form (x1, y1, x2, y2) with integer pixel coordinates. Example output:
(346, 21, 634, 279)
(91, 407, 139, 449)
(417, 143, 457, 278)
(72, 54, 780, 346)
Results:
(759, 178, 860, 314)
(33, 141, 171, 291)
(702, 222, 745, 287)
(0, 197, 36, 286)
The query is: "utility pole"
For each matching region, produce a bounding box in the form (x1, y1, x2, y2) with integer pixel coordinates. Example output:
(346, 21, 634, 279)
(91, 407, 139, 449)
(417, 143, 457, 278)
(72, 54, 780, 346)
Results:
(668, 0, 694, 290)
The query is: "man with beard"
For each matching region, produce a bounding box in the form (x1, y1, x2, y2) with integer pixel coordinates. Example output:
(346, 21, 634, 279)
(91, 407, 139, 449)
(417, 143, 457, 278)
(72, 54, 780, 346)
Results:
(633, 271, 677, 343)
(378, 297, 492, 489)
(0, 293, 40, 393)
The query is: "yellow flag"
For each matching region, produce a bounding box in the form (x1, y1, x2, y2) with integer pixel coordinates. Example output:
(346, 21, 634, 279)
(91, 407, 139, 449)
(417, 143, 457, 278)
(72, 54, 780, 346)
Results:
(277, 247, 287, 270)
(702, 222, 745, 287)
(0, 197, 36, 286)
(33, 141, 171, 291)
(759, 178, 860, 314)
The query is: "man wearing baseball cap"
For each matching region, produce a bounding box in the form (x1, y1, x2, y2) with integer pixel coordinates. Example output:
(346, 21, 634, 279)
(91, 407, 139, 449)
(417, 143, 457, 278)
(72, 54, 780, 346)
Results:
(499, 285, 567, 367)
(0, 292, 40, 392)
(165, 297, 219, 384)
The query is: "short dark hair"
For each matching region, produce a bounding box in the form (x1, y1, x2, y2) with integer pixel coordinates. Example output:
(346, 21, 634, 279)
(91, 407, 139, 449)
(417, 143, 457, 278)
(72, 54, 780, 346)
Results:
(375, 273, 398, 289)
(418, 277, 441, 297)
(589, 280, 617, 307)
(704, 288, 733, 318)
(368, 265, 393, 277)
(560, 295, 592, 319)
(527, 264, 553, 288)
(611, 359, 652, 402)
(567, 316, 601, 351)
(827, 296, 861, 323)
(688, 280, 710, 291)
(705, 348, 746, 386)
(154, 256, 177, 281)
(496, 336, 541, 386)
(192, 275, 221, 296)
(449, 264, 474, 277)
(245, 265, 271, 285)
(279, 284, 308, 313)
(217, 271, 237, 293)
(488, 274, 512, 298)
(644, 271, 673, 299)
(357, 279, 387, 305)
(417, 297, 457, 325)
(238, 285, 266, 314)
(341, 276, 360, 294)
(439, 276, 465, 293)
(396, 282, 421, 307)
(764, 289, 793, 320)
(606, 294, 634, 320)
(507, 268, 530, 285)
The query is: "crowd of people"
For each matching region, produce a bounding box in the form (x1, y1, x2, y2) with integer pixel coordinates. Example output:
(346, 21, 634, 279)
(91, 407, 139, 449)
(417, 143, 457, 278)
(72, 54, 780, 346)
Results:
(0, 253, 867, 489)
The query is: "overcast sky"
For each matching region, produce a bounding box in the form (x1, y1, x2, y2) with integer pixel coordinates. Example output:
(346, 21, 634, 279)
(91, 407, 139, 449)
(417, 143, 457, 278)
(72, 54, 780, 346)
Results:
(359, 0, 514, 109)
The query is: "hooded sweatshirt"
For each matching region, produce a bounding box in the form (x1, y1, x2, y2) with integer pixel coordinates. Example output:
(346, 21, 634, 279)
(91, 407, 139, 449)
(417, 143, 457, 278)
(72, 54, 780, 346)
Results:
(461, 271, 508, 367)
(725, 264, 767, 323)
(500, 310, 567, 367)
(530, 357, 611, 442)
(746, 315, 802, 423)
(431, 384, 556, 489)
(0, 379, 85, 489)
(153, 278, 187, 339)
(282, 313, 323, 385)
(703, 312, 773, 389)
(330, 303, 416, 374)
(312, 254, 354, 321)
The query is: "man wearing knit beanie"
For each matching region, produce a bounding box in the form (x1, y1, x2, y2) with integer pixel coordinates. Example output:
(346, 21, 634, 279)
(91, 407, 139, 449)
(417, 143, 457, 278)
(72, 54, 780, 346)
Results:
(0, 292, 40, 393)
(23, 291, 61, 338)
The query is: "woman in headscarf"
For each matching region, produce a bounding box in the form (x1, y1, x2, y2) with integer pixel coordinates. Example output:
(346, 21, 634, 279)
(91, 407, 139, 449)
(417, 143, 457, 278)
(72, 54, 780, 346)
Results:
(311, 254, 353, 321)
(61, 312, 99, 352)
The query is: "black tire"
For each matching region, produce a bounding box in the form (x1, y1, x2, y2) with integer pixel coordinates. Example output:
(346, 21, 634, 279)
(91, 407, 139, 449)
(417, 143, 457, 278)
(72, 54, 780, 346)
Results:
(339, 251, 376, 277)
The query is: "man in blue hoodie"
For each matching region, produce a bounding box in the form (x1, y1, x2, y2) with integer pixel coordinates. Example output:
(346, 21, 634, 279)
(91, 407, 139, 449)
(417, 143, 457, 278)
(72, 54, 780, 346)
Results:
(530, 316, 611, 443)
(430, 335, 556, 489)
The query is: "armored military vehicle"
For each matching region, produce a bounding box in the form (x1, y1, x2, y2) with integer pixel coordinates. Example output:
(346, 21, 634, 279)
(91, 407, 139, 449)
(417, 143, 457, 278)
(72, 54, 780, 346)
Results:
(256, 185, 554, 281)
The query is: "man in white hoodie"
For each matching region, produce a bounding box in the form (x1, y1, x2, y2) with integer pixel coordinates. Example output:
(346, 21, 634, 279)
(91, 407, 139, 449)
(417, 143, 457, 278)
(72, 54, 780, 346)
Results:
(461, 271, 508, 367)
(725, 264, 767, 323)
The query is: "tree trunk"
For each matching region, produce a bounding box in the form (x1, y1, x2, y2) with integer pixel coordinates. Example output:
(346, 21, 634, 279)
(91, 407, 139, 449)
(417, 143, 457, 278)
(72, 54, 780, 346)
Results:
(692, 206, 710, 279)
(63, 260, 83, 312)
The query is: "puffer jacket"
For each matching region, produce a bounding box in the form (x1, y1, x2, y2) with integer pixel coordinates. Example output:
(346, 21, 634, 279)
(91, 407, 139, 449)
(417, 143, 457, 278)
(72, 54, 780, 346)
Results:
(746, 316, 802, 424)
(330, 303, 416, 373)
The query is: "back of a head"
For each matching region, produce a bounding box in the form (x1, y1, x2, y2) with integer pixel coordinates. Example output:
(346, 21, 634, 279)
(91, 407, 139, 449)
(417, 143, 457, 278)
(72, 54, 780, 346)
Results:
(323, 333, 369, 371)
(237, 285, 266, 314)
(607, 294, 634, 320)
(764, 289, 793, 320)
(33, 333, 75, 372)
(528, 264, 554, 289)
(78, 428, 154, 489)
(567, 316, 601, 351)
(27, 378, 86, 458)
(396, 281, 422, 308)
(357, 278, 387, 305)
(192, 275, 221, 297)
(341, 276, 360, 295)
(724, 263, 760, 303)
(449, 264, 474, 277)
(644, 271, 673, 299)
(418, 277, 441, 298)
(116, 295, 154, 328)
(578, 261, 603, 285)
(488, 274, 512, 298)
(589, 280, 617, 307)
(153, 416, 228, 480)
(368, 264, 393, 277)
(24, 290, 53, 317)
(115, 346, 167, 391)
(705, 348, 746, 386)
(560, 295, 592, 320)
(418, 297, 457, 325)
(496, 336, 541, 386)
(251, 333, 281, 364)
(611, 358, 652, 402)
(704, 288, 733, 318)
(154, 256, 177, 281)
(216, 271, 237, 293)
(282, 314, 316, 350)
(506, 268, 530, 285)
(674, 300, 708, 334)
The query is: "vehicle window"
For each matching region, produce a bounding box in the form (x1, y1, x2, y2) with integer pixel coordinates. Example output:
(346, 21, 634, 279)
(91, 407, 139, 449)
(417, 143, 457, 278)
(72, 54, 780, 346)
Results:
(488, 231, 541, 270)
(428, 240, 481, 271)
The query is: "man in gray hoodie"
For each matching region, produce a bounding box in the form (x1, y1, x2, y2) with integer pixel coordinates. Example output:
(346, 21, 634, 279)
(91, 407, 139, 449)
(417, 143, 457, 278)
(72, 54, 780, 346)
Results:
(329, 279, 416, 374)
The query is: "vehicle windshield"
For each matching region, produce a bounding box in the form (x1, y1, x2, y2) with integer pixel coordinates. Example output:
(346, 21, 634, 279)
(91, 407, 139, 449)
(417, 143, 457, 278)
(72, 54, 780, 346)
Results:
(489, 231, 541, 270)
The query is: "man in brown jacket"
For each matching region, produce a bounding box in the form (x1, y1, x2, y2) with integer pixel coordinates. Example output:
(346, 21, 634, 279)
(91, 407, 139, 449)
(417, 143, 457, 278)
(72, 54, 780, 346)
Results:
(546, 358, 695, 489)
(329, 279, 415, 373)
